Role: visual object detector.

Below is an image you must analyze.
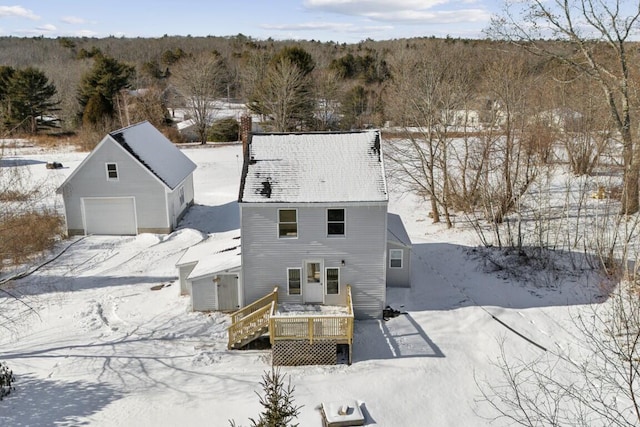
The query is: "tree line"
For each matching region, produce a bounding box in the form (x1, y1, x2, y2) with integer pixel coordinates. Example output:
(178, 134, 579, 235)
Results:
(0, 2, 638, 216)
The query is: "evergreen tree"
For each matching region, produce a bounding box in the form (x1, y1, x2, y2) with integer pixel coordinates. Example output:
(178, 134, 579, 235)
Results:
(0, 66, 15, 131)
(340, 84, 381, 129)
(250, 368, 301, 427)
(78, 54, 134, 125)
(0, 66, 15, 102)
(229, 368, 302, 427)
(0, 361, 15, 400)
(270, 46, 315, 76)
(4, 67, 59, 133)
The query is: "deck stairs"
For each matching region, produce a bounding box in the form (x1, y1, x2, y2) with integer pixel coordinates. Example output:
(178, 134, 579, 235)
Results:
(227, 287, 277, 350)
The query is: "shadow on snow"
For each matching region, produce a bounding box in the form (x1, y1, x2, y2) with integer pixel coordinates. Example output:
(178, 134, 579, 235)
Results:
(178, 201, 239, 234)
(0, 374, 124, 426)
(390, 242, 610, 312)
(0, 158, 48, 168)
(353, 313, 445, 362)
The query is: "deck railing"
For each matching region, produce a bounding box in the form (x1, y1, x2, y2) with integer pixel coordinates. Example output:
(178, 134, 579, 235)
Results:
(228, 301, 275, 349)
(269, 285, 354, 345)
(229, 286, 278, 325)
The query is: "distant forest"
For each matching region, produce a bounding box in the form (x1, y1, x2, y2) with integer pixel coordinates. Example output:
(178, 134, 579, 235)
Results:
(0, 34, 604, 137)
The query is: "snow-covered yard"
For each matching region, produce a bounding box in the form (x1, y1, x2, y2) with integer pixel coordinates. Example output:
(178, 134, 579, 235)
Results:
(0, 143, 610, 426)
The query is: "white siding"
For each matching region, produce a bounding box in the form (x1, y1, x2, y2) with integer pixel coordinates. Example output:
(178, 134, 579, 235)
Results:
(241, 203, 387, 319)
(178, 263, 197, 295)
(167, 174, 195, 228)
(82, 197, 136, 235)
(386, 242, 411, 288)
(217, 274, 239, 311)
(62, 140, 169, 233)
(191, 277, 217, 311)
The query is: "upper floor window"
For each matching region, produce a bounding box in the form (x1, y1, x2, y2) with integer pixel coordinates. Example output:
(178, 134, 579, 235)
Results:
(278, 209, 297, 238)
(389, 249, 403, 268)
(327, 208, 345, 236)
(179, 187, 185, 206)
(106, 163, 118, 180)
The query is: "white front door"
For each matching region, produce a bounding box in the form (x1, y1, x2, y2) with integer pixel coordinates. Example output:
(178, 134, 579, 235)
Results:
(304, 260, 324, 303)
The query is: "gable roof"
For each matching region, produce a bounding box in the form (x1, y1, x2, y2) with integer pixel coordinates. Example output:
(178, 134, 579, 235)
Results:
(239, 131, 387, 203)
(109, 121, 196, 189)
(176, 230, 241, 267)
(57, 121, 196, 193)
(176, 230, 242, 281)
(387, 213, 411, 248)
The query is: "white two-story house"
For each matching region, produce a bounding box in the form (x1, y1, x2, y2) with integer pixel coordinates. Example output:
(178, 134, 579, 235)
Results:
(238, 131, 388, 320)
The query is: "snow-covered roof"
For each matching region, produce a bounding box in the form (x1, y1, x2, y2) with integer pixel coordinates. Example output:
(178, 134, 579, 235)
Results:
(176, 230, 241, 267)
(387, 213, 411, 248)
(176, 230, 242, 281)
(188, 249, 241, 281)
(239, 131, 387, 203)
(110, 121, 196, 190)
(176, 119, 195, 131)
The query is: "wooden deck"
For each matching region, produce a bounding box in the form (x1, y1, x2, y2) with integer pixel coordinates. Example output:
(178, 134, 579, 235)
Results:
(228, 285, 354, 362)
(270, 286, 354, 346)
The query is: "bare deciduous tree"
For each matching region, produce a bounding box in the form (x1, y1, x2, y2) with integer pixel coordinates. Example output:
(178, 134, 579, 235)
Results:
(478, 278, 640, 426)
(554, 73, 613, 176)
(312, 68, 342, 131)
(385, 44, 474, 226)
(479, 54, 541, 226)
(171, 53, 228, 144)
(248, 57, 313, 132)
(489, 0, 640, 214)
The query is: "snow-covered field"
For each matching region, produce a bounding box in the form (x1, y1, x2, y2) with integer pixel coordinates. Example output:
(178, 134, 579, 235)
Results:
(0, 143, 608, 426)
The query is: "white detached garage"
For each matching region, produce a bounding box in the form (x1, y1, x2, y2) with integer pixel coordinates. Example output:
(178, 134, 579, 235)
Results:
(58, 121, 196, 235)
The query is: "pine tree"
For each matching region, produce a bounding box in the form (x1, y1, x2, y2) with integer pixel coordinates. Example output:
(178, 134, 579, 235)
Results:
(78, 54, 134, 125)
(0, 361, 15, 400)
(229, 368, 302, 427)
(1, 67, 59, 134)
(249, 368, 301, 427)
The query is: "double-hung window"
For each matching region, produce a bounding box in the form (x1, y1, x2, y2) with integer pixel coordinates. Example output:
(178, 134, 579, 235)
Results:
(325, 268, 339, 295)
(278, 209, 297, 238)
(287, 268, 301, 295)
(389, 249, 403, 268)
(106, 163, 118, 180)
(327, 208, 345, 236)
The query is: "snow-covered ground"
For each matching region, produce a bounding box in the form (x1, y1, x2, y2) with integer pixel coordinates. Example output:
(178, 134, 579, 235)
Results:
(0, 143, 608, 426)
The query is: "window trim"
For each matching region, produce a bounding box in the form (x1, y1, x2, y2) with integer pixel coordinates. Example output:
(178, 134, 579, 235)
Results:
(278, 208, 298, 239)
(287, 267, 302, 295)
(325, 267, 340, 295)
(106, 162, 119, 181)
(327, 208, 345, 237)
(389, 249, 403, 269)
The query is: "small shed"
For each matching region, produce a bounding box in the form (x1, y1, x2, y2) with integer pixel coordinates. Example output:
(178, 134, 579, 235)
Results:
(176, 231, 241, 312)
(57, 121, 196, 235)
(386, 213, 412, 288)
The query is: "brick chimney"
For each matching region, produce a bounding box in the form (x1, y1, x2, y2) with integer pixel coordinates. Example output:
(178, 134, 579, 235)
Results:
(240, 115, 252, 158)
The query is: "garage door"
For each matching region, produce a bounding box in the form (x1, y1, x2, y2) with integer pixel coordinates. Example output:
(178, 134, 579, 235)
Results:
(82, 197, 137, 235)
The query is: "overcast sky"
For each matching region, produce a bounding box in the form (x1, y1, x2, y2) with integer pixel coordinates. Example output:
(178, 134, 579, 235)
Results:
(0, 1, 501, 42)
